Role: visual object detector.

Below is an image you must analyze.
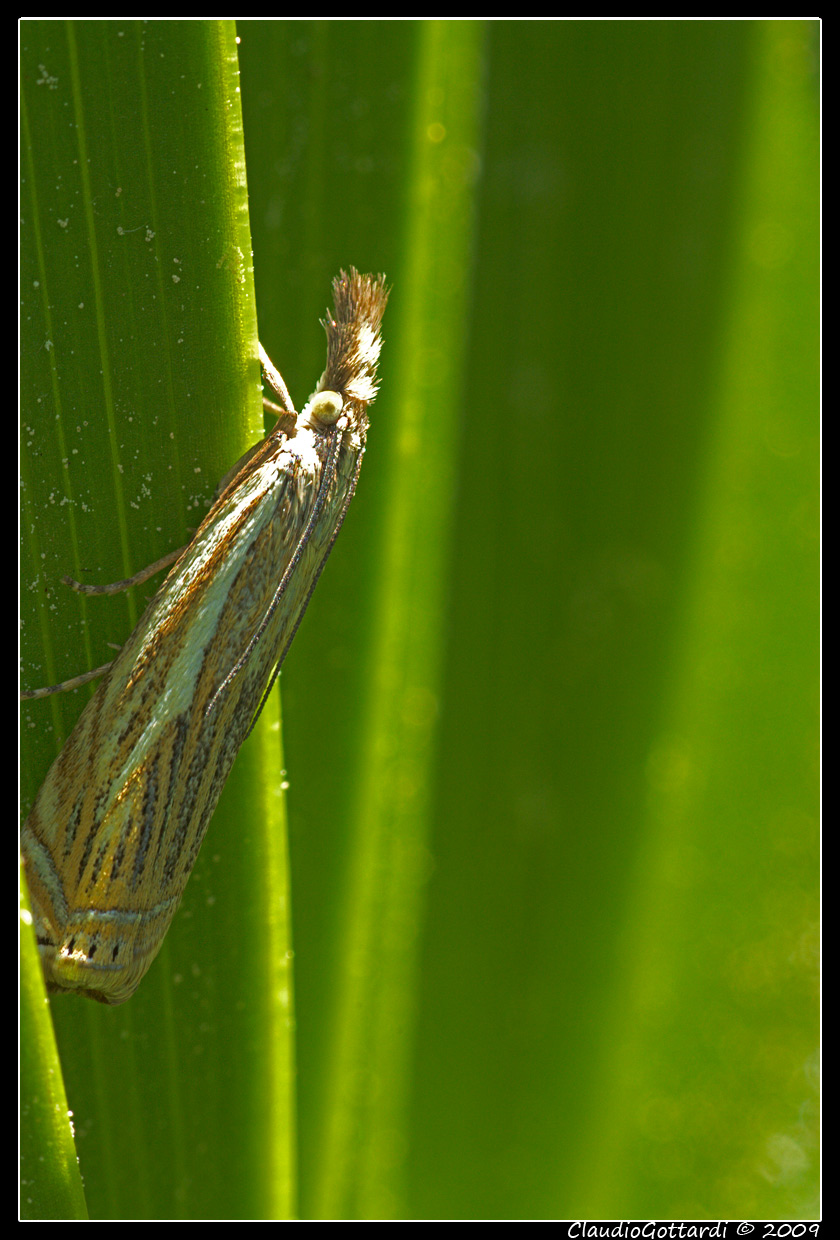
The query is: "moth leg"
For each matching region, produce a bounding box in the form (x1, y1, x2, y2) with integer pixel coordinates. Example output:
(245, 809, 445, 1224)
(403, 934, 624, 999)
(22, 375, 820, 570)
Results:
(21, 546, 188, 700)
(259, 342, 296, 415)
(20, 660, 115, 700)
(23, 347, 294, 702)
(62, 546, 187, 596)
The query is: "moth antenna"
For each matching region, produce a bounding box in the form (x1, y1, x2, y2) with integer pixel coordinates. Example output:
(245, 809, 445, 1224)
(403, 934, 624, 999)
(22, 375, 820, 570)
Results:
(204, 424, 343, 718)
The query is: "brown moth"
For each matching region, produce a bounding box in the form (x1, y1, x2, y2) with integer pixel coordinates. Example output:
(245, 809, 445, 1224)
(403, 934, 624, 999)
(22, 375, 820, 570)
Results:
(21, 269, 388, 1004)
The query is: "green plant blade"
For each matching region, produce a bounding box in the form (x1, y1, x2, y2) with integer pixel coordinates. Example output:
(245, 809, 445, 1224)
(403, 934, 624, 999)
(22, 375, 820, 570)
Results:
(21, 20, 294, 1219)
(20, 865, 89, 1220)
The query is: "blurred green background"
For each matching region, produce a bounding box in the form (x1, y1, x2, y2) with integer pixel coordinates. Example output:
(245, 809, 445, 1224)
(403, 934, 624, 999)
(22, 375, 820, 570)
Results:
(21, 19, 818, 1220)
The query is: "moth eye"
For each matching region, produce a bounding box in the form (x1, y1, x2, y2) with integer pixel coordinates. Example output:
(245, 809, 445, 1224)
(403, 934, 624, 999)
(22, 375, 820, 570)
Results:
(306, 390, 344, 427)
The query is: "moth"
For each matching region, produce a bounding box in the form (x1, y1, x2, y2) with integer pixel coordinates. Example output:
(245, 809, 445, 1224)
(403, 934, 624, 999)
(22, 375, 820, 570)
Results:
(21, 269, 388, 1004)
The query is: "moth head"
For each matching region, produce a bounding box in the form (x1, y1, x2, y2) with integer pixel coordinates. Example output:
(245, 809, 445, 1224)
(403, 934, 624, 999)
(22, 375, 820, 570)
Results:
(313, 269, 389, 423)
